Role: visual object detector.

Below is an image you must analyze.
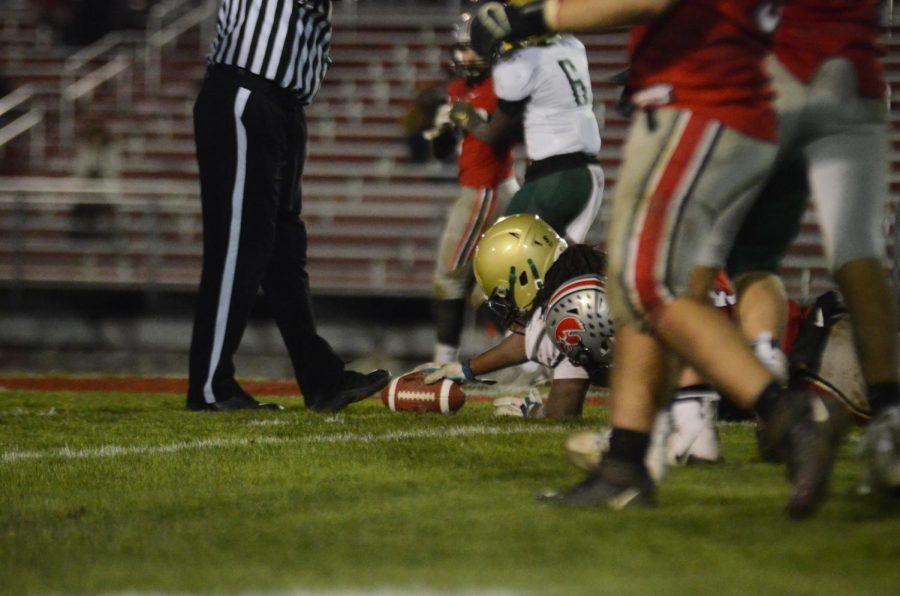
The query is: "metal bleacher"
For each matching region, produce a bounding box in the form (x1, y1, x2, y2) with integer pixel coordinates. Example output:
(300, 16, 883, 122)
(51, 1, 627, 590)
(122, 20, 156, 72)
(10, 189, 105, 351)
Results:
(0, 0, 462, 297)
(1, 0, 898, 302)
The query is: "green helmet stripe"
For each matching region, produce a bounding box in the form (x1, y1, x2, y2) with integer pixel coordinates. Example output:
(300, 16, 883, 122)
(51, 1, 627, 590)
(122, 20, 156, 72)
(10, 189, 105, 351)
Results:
(527, 258, 543, 290)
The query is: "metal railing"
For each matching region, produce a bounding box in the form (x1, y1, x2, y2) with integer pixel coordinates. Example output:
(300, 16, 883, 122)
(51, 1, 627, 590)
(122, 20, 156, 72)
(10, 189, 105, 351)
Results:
(56, 30, 143, 147)
(59, 51, 135, 146)
(55, 1, 215, 146)
(0, 178, 440, 296)
(144, 0, 217, 95)
(0, 108, 44, 162)
(0, 84, 45, 169)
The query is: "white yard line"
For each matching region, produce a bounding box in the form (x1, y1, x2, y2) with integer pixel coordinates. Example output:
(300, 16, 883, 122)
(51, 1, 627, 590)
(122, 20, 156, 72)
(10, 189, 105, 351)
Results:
(1, 424, 568, 464)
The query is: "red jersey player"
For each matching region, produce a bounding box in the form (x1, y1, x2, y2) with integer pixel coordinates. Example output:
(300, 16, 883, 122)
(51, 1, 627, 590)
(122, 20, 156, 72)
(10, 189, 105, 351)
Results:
(701, 0, 899, 494)
(427, 10, 520, 367)
(470, 0, 846, 517)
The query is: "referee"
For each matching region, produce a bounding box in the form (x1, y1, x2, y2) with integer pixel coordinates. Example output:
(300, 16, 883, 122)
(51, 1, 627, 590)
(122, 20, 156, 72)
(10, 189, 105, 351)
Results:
(187, 0, 390, 412)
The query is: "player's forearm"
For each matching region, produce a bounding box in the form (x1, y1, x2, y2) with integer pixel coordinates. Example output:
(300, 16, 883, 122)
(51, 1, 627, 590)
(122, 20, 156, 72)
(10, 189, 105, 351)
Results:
(467, 119, 503, 147)
(543, 0, 678, 32)
(469, 333, 528, 376)
(466, 110, 519, 148)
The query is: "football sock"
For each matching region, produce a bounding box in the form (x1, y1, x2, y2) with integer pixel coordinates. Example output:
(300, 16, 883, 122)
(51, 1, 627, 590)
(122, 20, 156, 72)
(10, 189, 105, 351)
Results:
(433, 343, 459, 366)
(607, 428, 650, 466)
(673, 384, 718, 401)
(867, 381, 900, 417)
(751, 333, 789, 385)
(752, 381, 783, 422)
(434, 298, 466, 347)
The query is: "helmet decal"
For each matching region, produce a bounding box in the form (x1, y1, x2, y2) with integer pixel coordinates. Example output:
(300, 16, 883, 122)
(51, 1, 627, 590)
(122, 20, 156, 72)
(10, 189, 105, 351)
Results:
(545, 274, 616, 368)
(526, 258, 543, 291)
(554, 316, 585, 349)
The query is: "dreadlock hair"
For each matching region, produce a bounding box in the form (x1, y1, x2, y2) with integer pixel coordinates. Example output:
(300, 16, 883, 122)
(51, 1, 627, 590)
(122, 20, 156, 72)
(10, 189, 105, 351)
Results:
(531, 243, 608, 315)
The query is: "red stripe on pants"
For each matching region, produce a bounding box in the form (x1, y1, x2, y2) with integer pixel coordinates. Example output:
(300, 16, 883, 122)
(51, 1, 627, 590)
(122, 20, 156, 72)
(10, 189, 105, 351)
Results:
(632, 115, 708, 319)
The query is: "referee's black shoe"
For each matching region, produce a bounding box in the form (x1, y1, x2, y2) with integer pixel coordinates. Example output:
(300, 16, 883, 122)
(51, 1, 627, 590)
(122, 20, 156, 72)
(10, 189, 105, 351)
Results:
(186, 392, 284, 412)
(306, 369, 391, 413)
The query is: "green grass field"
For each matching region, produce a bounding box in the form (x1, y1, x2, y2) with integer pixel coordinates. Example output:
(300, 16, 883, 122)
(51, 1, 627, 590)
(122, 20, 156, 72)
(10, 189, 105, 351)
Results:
(2, 388, 899, 595)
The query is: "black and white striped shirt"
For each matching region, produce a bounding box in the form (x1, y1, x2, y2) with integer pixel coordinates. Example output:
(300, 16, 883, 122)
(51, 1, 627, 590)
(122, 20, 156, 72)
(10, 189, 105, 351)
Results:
(208, 0, 332, 104)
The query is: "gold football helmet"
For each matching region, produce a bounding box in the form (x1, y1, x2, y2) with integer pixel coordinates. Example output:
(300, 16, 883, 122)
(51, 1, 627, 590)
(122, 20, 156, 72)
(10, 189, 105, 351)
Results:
(473, 214, 567, 324)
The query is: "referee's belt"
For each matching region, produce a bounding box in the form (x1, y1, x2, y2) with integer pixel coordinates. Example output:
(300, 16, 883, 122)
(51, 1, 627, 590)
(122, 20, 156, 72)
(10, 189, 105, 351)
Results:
(525, 152, 598, 183)
(206, 63, 306, 106)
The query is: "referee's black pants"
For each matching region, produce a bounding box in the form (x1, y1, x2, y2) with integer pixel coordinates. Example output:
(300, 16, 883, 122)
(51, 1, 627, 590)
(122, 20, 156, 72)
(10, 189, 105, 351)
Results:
(187, 65, 345, 408)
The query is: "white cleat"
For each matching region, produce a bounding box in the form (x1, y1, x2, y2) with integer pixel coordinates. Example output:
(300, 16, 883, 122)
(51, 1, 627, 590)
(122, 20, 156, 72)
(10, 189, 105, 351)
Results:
(493, 388, 544, 418)
(667, 390, 722, 465)
(864, 404, 900, 496)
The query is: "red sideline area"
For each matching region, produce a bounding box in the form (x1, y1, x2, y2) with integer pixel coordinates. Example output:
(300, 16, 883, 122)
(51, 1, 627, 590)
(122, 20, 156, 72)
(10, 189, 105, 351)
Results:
(0, 376, 510, 404)
(0, 376, 609, 406)
(0, 377, 290, 396)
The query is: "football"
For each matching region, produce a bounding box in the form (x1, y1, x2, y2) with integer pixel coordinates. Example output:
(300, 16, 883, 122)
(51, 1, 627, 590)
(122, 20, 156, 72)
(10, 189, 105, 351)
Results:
(381, 370, 465, 414)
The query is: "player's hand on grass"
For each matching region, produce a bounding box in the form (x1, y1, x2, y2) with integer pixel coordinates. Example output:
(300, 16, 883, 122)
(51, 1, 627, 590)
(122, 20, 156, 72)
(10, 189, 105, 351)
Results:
(493, 388, 544, 418)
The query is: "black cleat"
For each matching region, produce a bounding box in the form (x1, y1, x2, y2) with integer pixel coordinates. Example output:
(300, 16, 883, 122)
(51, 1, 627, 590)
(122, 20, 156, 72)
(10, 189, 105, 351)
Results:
(306, 369, 391, 413)
(537, 457, 657, 510)
(755, 420, 785, 464)
(758, 389, 848, 519)
(186, 392, 284, 412)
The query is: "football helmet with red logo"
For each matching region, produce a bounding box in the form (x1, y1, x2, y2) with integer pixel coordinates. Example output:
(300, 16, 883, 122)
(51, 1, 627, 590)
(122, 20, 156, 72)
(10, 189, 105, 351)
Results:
(544, 273, 615, 369)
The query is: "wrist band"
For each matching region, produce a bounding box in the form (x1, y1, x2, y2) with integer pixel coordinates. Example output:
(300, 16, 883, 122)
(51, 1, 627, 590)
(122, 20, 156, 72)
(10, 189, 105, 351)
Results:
(461, 360, 478, 383)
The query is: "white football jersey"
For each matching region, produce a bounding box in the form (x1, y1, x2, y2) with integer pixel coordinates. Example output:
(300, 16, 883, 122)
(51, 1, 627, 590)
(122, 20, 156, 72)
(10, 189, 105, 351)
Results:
(492, 36, 601, 161)
(524, 308, 589, 380)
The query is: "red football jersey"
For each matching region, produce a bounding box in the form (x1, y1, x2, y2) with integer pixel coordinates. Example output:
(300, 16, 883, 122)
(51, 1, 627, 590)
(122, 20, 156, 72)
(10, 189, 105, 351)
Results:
(448, 77, 515, 188)
(774, 0, 884, 99)
(627, 0, 777, 141)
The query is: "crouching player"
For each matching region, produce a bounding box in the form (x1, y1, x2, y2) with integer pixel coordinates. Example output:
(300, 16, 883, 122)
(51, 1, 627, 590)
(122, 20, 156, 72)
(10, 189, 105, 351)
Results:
(424, 214, 614, 418)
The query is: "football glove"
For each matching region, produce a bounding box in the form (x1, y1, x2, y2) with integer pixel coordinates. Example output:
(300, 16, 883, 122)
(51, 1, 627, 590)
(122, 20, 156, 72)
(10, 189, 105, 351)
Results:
(433, 102, 452, 129)
(422, 104, 453, 140)
(493, 388, 544, 418)
(424, 361, 466, 385)
(449, 101, 478, 130)
(423, 361, 495, 385)
(470, 1, 550, 58)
